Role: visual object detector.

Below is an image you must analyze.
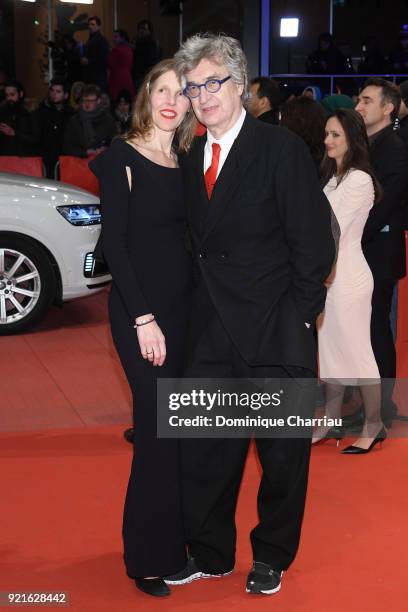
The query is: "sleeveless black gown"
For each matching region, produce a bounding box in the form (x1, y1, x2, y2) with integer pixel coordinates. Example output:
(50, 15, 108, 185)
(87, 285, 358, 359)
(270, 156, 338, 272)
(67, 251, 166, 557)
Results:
(90, 138, 192, 577)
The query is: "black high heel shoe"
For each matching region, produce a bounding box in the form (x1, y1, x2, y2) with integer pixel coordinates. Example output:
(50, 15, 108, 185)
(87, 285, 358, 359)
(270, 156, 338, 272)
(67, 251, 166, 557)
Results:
(134, 578, 170, 597)
(341, 427, 387, 455)
(312, 426, 344, 446)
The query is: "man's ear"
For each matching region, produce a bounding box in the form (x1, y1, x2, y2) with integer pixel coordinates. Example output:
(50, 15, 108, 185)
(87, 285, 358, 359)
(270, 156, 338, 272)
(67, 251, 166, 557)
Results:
(383, 101, 395, 118)
(259, 96, 268, 111)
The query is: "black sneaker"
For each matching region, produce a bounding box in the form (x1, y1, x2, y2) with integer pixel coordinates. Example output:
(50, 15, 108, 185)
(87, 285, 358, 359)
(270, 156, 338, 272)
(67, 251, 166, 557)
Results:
(164, 558, 203, 585)
(246, 562, 283, 595)
(164, 557, 233, 585)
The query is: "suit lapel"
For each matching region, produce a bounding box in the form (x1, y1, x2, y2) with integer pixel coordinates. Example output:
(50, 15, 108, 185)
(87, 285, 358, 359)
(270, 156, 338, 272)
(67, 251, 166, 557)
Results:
(201, 147, 240, 244)
(187, 136, 208, 234)
(200, 113, 258, 245)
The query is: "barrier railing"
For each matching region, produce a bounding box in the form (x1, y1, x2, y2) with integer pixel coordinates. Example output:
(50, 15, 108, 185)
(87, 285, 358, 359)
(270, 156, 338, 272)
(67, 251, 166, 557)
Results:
(270, 73, 408, 95)
(0, 156, 44, 178)
(57, 156, 99, 196)
(0, 155, 99, 196)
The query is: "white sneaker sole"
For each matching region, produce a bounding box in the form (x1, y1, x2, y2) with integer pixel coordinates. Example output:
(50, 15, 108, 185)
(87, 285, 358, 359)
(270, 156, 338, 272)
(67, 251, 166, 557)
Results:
(165, 569, 233, 586)
(164, 571, 203, 585)
(246, 582, 281, 595)
(202, 570, 234, 579)
(246, 570, 283, 595)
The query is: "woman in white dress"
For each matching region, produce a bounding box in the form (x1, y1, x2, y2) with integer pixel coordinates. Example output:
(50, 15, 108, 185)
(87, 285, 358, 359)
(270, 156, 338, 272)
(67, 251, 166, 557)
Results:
(314, 109, 386, 454)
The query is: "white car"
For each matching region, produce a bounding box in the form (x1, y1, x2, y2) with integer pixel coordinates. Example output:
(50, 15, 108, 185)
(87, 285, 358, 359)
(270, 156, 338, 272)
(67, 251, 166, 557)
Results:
(0, 172, 110, 334)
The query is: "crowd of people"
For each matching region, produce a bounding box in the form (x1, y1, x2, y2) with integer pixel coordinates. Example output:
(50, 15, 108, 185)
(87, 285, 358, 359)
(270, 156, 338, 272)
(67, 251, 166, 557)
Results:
(47, 16, 161, 94)
(0, 76, 131, 177)
(2, 20, 408, 177)
(0, 16, 160, 177)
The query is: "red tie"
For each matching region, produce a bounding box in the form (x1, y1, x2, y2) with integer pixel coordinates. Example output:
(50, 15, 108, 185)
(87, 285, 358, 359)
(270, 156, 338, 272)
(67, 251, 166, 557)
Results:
(205, 143, 221, 199)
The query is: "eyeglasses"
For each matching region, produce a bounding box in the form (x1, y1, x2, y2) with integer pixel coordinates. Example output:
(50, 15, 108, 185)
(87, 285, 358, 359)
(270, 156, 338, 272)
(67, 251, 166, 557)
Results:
(183, 76, 231, 99)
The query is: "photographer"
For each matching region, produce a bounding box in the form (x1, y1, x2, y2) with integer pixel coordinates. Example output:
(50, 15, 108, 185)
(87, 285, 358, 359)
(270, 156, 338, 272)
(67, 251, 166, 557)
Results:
(63, 83, 117, 157)
(32, 78, 73, 177)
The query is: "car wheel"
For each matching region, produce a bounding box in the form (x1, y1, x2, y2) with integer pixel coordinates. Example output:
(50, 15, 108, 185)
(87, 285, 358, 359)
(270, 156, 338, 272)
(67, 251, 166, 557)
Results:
(0, 236, 57, 334)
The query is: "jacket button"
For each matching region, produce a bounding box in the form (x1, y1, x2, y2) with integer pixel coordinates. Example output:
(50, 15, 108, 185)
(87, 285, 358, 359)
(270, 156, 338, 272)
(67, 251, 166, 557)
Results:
(199, 252, 206, 259)
(220, 252, 228, 259)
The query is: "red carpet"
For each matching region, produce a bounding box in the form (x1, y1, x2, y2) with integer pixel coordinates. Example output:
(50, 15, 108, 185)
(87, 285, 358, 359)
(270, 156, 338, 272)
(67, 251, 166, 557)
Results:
(1, 426, 407, 611)
(1, 288, 407, 610)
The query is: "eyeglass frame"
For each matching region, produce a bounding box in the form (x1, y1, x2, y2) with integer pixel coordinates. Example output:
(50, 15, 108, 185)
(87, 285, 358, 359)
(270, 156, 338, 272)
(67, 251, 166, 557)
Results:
(183, 75, 232, 99)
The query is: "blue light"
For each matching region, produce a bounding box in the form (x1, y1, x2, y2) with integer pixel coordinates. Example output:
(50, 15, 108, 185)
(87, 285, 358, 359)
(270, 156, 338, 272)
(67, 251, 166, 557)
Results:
(261, 0, 270, 75)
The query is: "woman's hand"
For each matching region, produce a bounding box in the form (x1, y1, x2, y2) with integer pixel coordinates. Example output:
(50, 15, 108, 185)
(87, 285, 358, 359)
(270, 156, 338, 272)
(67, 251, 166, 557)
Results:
(135, 315, 166, 366)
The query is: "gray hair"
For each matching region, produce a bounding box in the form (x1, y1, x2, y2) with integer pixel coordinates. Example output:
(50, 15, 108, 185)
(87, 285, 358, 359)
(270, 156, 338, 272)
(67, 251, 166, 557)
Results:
(174, 33, 249, 101)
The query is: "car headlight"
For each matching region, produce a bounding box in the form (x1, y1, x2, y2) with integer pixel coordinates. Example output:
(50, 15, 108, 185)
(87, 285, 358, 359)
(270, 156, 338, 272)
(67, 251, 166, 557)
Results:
(56, 205, 101, 226)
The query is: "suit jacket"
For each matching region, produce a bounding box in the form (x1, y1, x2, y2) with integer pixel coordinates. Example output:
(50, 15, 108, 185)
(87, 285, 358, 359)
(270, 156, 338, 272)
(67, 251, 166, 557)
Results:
(397, 115, 408, 148)
(362, 126, 408, 279)
(395, 119, 408, 231)
(182, 113, 336, 373)
(257, 109, 279, 125)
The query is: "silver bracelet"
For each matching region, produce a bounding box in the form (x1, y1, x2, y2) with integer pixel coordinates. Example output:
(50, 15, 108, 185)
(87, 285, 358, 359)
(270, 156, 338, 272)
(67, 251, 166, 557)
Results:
(133, 316, 155, 328)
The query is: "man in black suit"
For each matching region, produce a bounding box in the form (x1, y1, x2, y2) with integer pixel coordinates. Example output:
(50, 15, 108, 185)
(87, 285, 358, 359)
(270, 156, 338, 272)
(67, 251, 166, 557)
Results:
(165, 34, 335, 595)
(247, 76, 281, 124)
(31, 78, 73, 178)
(81, 16, 109, 91)
(355, 78, 408, 428)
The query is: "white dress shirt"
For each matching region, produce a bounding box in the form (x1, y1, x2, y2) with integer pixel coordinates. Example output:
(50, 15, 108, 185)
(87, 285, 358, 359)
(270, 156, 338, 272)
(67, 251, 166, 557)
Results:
(203, 107, 247, 178)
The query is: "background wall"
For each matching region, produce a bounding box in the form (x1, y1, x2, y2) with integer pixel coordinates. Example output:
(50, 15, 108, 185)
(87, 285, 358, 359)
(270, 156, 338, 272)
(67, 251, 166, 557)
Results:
(0, 1, 15, 77)
(334, 0, 408, 60)
(269, 0, 408, 76)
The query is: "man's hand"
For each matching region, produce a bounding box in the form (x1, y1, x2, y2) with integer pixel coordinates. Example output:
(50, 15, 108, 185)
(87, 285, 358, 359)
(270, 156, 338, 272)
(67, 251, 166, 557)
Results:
(0, 123, 15, 137)
(80, 57, 89, 65)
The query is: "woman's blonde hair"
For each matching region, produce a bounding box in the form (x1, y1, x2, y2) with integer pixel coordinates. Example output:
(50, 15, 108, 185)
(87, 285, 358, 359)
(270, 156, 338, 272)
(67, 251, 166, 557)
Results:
(126, 58, 197, 152)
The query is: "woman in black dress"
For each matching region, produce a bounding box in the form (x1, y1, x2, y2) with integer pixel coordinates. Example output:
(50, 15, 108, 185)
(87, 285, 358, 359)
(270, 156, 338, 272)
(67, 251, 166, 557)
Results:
(90, 59, 196, 597)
